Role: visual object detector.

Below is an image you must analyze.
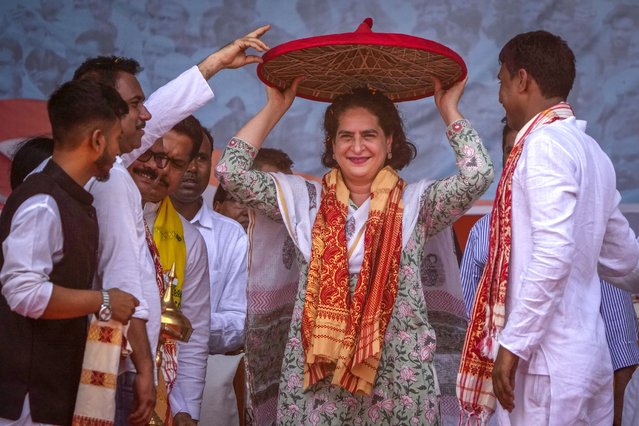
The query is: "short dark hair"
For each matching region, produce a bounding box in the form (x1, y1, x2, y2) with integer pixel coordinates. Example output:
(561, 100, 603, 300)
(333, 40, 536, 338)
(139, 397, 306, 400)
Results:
(73, 55, 142, 88)
(253, 148, 294, 173)
(10, 136, 54, 190)
(499, 30, 575, 100)
(47, 80, 128, 145)
(321, 88, 416, 170)
(171, 115, 204, 160)
(213, 185, 230, 205)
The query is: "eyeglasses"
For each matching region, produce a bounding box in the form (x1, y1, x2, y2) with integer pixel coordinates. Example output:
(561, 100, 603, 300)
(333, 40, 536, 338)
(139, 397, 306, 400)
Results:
(137, 150, 188, 170)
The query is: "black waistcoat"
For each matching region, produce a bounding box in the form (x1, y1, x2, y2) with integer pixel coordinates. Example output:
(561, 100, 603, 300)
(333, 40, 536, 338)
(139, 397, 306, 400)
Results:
(0, 161, 98, 425)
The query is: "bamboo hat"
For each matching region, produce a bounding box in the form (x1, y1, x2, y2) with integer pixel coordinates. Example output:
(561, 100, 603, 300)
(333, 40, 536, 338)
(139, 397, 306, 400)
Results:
(257, 18, 467, 102)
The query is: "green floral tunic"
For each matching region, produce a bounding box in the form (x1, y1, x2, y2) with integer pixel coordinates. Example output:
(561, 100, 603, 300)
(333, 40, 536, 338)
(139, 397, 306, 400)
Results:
(216, 119, 494, 425)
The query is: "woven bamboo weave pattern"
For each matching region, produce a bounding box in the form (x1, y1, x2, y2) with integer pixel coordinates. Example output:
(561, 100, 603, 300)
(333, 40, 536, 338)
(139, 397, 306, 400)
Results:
(260, 44, 463, 102)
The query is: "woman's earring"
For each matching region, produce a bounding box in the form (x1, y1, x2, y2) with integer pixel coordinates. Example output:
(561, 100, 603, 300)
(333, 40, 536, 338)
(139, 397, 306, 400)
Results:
(387, 151, 392, 159)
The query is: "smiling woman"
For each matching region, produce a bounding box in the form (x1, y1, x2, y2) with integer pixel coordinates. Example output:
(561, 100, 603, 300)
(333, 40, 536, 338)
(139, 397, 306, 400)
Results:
(320, 88, 417, 207)
(215, 73, 494, 423)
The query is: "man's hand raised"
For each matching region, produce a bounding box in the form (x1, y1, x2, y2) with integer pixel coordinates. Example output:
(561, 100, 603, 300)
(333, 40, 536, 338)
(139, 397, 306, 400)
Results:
(198, 25, 271, 79)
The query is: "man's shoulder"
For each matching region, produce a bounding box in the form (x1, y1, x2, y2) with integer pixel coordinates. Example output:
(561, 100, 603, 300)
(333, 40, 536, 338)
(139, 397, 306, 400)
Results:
(525, 119, 584, 153)
(2, 192, 59, 221)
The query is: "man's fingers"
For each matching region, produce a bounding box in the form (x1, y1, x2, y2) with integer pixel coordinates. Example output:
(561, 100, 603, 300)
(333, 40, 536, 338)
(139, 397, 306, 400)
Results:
(495, 373, 514, 411)
(494, 375, 507, 409)
(493, 365, 515, 411)
(128, 407, 145, 424)
(236, 38, 269, 52)
(129, 407, 153, 426)
(242, 55, 264, 65)
(245, 24, 271, 39)
(289, 76, 304, 93)
(432, 76, 442, 92)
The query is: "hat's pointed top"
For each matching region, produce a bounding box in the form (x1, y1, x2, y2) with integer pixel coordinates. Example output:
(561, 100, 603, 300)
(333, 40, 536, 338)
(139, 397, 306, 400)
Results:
(355, 18, 373, 33)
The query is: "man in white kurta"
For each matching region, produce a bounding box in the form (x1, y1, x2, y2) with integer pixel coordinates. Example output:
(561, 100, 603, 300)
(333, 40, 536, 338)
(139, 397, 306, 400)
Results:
(492, 30, 639, 425)
(68, 26, 271, 424)
(130, 120, 213, 423)
(85, 66, 214, 420)
(170, 128, 248, 425)
(192, 203, 248, 425)
(496, 117, 639, 424)
(142, 202, 211, 420)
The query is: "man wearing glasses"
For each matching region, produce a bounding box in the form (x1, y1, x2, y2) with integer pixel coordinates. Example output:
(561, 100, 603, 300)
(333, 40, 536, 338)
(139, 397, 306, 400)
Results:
(128, 116, 211, 426)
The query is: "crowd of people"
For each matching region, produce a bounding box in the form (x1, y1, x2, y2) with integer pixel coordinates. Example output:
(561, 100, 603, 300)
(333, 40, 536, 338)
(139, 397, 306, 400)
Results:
(1, 20, 638, 426)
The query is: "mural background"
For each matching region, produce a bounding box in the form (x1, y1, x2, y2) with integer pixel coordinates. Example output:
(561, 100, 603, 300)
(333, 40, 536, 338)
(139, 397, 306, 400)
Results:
(0, 0, 637, 212)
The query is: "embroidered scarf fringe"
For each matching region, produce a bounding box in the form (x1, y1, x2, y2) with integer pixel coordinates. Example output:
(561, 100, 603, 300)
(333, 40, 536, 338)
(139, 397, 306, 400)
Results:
(456, 103, 575, 419)
(301, 166, 405, 395)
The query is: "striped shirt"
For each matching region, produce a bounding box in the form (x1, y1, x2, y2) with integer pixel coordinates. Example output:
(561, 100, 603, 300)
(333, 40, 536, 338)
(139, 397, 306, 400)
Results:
(460, 213, 639, 371)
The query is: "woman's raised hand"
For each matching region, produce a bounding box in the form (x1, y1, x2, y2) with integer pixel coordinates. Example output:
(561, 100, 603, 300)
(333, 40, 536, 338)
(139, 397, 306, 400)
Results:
(433, 76, 467, 126)
(265, 76, 304, 116)
(235, 76, 304, 149)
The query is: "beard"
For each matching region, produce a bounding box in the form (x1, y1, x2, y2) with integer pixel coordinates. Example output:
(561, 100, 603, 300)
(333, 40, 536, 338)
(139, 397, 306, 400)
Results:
(94, 149, 114, 182)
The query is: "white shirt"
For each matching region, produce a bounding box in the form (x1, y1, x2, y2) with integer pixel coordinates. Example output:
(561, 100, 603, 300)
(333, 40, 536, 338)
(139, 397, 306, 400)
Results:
(190, 202, 247, 354)
(144, 202, 211, 420)
(0, 194, 61, 318)
(498, 117, 639, 423)
(85, 160, 161, 374)
(86, 65, 214, 371)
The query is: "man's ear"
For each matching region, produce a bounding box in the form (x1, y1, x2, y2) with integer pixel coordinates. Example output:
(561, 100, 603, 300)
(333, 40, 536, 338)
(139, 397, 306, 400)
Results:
(90, 127, 105, 155)
(516, 68, 529, 93)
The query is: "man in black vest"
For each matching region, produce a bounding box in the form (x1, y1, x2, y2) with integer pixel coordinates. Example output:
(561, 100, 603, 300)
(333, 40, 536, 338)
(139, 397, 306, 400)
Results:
(0, 80, 140, 425)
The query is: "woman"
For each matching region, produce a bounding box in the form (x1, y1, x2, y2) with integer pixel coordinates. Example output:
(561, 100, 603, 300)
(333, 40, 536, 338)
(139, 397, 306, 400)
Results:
(216, 77, 494, 425)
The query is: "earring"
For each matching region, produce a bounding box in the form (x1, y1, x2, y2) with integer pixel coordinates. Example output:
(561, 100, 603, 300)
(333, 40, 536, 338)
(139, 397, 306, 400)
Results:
(387, 151, 392, 159)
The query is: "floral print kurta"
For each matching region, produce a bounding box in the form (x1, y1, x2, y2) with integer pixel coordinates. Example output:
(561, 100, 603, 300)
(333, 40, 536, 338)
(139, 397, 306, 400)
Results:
(216, 119, 493, 425)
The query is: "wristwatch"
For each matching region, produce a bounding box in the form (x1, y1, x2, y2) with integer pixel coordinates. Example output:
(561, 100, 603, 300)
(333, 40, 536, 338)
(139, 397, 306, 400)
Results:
(98, 290, 112, 321)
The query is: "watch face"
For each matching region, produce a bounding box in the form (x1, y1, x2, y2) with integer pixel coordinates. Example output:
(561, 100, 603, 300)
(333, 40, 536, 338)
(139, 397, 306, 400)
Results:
(99, 305, 112, 321)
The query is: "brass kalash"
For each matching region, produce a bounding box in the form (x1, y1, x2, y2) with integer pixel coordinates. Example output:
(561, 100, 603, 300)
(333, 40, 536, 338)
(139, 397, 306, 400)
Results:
(149, 263, 193, 426)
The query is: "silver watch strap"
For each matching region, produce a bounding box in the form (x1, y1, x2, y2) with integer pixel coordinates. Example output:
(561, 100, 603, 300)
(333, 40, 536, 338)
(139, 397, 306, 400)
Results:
(101, 289, 110, 306)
